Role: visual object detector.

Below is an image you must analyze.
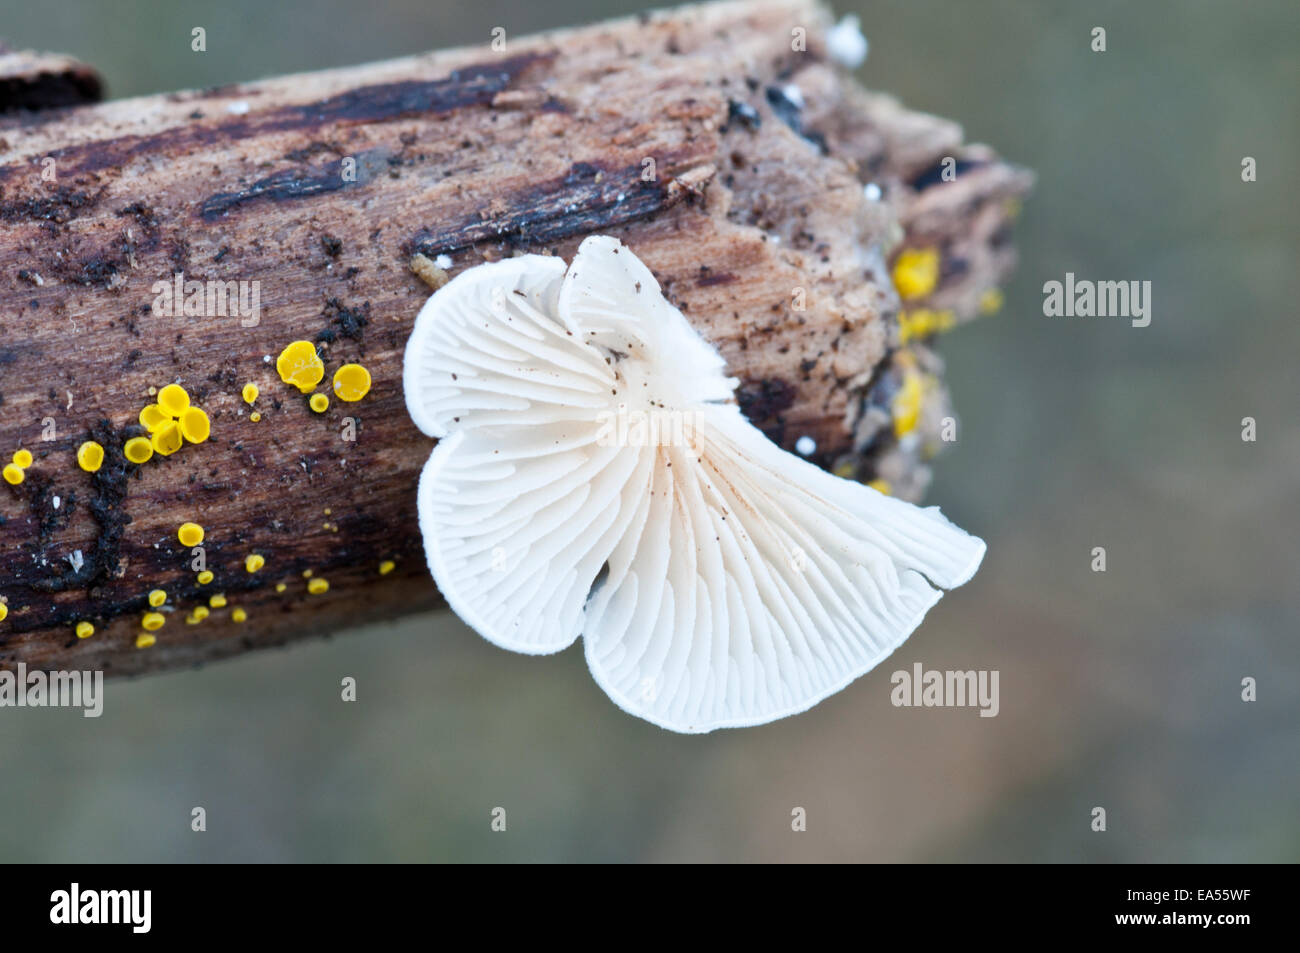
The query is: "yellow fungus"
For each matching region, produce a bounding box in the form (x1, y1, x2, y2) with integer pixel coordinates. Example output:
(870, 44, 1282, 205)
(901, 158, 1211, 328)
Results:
(302, 569, 313, 578)
(157, 383, 190, 416)
(332, 363, 372, 402)
(276, 340, 325, 394)
(892, 247, 941, 301)
(76, 621, 95, 639)
(187, 606, 210, 624)
(3, 463, 23, 486)
(0, 602, 7, 623)
(135, 633, 156, 649)
(178, 522, 205, 547)
(891, 372, 925, 438)
(12, 449, 33, 468)
(323, 507, 332, 516)
(245, 554, 265, 573)
(124, 436, 154, 464)
(379, 560, 395, 575)
(249, 412, 262, 423)
(307, 578, 329, 595)
(209, 594, 228, 609)
(231, 607, 248, 623)
(151, 420, 183, 456)
(309, 393, 329, 413)
(148, 589, 167, 608)
(197, 570, 214, 585)
(142, 611, 166, 631)
(76, 440, 105, 473)
(139, 403, 170, 432)
(898, 308, 956, 345)
(979, 287, 1004, 315)
(242, 383, 260, 405)
(179, 406, 211, 444)
(832, 461, 856, 479)
(275, 582, 287, 593)
(867, 478, 892, 496)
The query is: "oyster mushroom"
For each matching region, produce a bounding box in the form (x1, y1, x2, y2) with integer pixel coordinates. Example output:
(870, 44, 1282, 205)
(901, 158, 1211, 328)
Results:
(403, 236, 984, 733)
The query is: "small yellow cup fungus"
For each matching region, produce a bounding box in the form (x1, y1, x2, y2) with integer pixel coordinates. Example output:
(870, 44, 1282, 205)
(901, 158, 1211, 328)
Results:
(135, 633, 156, 649)
(307, 578, 329, 595)
(12, 449, 33, 468)
(179, 406, 211, 444)
(148, 589, 167, 608)
(867, 478, 893, 496)
(891, 372, 925, 438)
(157, 383, 191, 416)
(249, 412, 262, 423)
(209, 594, 228, 609)
(76, 621, 95, 639)
(892, 247, 941, 301)
(245, 554, 265, 573)
(2, 463, 24, 486)
(332, 363, 372, 402)
(277, 340, 325, 393)
(231, 607, 248, 623)
(302, 569, 313, 578)
(379, 560, 396, 575)
(979, 287, 1004, 315)
(140, 404, 170, 432)
(124, 436, 154, 464)
(309, 393, 329, 413)
(142, 611, 166, 631)
(151, 421, 183, 456)
(178, 522, 205, 547)
(196, 570, 214, 585)
(242, 383, 260, 404)
(275, 582, 287, 593)
(76, 441, 105, 473)
(898, 308, 956, 346)
(187, 606, 210, 624)
(0, 602, 8, 622)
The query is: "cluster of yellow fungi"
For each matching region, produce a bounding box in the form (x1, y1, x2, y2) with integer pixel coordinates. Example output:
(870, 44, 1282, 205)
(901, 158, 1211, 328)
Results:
(275, 340, 371, 415)
(3, 448, 34, 485)
(2, 342, 381, 643)
(132, 383, 210, 463)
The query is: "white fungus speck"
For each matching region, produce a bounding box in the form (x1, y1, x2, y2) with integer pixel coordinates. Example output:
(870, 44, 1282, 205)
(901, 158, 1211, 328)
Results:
(864, 182, 883, 202)
(434, 254, 453, 270)
(795, 436, 816, 456)
(827, 15, 869, 69)
(227, 100, 251, 115)
(52, 496, 60, 509)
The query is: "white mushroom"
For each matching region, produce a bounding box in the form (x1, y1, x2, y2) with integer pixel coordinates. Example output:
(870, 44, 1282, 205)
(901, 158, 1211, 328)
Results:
(403, 236, 984, 733)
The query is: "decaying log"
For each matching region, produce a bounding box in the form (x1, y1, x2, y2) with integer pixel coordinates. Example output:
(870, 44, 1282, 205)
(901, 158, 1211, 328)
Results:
(0, 44, 102, 113)
(0, 0, 1031, 676)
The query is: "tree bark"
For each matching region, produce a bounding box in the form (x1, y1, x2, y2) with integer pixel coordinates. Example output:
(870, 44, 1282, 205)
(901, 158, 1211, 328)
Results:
(0, 0, 1031, 676)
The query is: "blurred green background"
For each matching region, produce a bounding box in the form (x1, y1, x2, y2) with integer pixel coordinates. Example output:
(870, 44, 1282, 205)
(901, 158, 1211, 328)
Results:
(1, 0, 1296, 862)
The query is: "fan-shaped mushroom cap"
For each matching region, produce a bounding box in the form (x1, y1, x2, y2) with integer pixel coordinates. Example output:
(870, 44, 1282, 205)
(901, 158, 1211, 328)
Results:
(403, 236, 984, 732)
